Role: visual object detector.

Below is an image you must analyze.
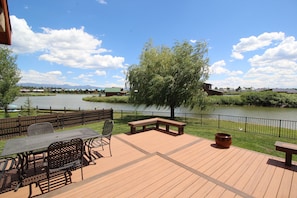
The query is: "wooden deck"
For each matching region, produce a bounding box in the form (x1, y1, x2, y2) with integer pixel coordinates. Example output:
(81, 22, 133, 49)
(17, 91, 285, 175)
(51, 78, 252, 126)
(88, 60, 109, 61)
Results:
(1, 130, 297, 198)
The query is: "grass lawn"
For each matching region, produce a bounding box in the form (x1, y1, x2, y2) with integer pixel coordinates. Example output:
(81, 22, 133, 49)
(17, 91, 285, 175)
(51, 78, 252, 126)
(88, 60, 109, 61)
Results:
(1, 116, 297, 161)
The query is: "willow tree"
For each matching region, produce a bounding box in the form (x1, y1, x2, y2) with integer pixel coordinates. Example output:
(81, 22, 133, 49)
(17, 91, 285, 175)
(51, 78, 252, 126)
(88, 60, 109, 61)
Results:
(127, 40, 209, 119)
(0, 47, 21, 117)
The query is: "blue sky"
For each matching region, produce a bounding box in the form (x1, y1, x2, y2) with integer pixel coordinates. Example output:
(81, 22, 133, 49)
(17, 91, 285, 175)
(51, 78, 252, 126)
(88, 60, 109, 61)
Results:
(6, 0, 297, 89)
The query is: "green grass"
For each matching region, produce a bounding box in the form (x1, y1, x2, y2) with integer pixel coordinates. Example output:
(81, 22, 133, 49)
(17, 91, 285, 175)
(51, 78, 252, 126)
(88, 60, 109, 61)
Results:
(1, 114, 297, 161)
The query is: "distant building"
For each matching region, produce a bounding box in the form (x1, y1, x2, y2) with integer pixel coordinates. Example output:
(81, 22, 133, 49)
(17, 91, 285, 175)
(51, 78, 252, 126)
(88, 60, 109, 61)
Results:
(20, 88, 31, 93)
(32, 89, 44, 93)
(105, 87, 126, 97)
(203, 83, 223, 96)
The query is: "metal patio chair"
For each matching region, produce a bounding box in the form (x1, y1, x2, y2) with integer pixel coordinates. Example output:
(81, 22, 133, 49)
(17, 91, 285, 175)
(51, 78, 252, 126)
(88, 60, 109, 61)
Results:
(46, 138, 84, 192)
(27, 122, 54, 136)
(0, 157, 16, 180)
(0, 157, 18, 193)
(27, 122, 55, 171)
(86, 120, 114, 163)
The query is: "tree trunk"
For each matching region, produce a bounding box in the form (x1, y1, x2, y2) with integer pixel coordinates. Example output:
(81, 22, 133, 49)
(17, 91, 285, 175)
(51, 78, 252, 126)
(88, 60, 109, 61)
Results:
(170, 106, 175, 119)
(4, 106, 9, 118)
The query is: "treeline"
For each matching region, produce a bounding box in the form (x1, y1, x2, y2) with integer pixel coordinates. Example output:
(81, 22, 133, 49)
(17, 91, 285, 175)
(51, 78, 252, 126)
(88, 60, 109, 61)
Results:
(208, 91, 297, 108)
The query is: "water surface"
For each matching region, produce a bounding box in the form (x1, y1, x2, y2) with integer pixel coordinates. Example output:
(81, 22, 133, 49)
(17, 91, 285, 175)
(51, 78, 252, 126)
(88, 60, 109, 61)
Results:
(13, 94, 297, 121)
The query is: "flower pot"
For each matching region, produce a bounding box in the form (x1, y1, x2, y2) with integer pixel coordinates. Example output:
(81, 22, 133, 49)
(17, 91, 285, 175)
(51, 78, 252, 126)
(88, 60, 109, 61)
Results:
(215, 133, 232, 148)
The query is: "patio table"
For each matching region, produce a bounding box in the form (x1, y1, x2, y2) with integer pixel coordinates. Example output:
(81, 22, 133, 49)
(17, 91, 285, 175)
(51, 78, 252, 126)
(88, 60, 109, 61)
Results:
(1, 128, 99, 157)
(0, 128, 99, 191)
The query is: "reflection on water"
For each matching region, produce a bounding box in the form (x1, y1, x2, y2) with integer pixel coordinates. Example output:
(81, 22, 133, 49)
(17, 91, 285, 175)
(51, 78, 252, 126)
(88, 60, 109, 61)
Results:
(13, 94, 297, 121)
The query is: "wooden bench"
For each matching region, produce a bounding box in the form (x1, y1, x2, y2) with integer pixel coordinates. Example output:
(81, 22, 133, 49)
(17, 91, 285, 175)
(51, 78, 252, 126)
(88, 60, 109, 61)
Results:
(128, 117, 186, 135)
(275, 141, 297, 166)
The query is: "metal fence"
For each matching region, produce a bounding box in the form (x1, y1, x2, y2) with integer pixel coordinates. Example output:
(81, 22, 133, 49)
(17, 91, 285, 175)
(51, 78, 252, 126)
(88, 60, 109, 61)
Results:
(0, 109, 113, 139)
(2, 108, 296, 139)
(115, 110, 297, 139)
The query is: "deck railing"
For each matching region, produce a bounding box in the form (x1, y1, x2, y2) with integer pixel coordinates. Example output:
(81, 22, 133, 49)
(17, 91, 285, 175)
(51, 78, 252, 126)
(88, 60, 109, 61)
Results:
(116, 110, 297, 139)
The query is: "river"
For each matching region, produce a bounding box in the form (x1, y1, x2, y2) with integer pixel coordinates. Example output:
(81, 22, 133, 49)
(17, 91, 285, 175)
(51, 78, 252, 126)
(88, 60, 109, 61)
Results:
(12, 94, 297, 121)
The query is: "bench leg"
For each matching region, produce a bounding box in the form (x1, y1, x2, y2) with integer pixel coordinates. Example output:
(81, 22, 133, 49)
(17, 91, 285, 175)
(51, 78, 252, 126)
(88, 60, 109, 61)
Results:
(166, 125, 169, 132)
(156, 123, 159, 130)
(178, 127, 184, 135)
(285, 152, 293, 166)
(131, 126, 136, 134)
(142, 126, 146, 131)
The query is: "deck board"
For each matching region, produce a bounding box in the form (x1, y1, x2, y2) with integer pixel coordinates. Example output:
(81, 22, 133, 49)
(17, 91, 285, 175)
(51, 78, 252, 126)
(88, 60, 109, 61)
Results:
(1, 130, 297, 198)
(277, 169, 293, 198)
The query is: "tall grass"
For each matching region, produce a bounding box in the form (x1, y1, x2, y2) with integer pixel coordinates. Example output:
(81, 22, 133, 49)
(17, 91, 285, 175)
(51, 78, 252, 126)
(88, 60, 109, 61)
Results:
(83, 96, 129, 103)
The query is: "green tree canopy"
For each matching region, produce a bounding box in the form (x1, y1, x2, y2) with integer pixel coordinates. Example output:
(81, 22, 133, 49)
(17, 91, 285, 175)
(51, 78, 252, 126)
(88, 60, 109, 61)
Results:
(127, 40, 209, 118)
(0, 47, 21, 116)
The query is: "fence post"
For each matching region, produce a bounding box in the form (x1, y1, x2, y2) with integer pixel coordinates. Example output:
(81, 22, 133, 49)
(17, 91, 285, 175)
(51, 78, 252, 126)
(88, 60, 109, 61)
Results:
(18, 116, 21, 136)
(56, 114, 59, 129)
(98, 109, 101, 120)
(218, 114, 220, 129)
(245, 117, 247, 133)
(279, 120, 282, 137)
(111, 108, 114, 120)
(82, 111, 85, 125)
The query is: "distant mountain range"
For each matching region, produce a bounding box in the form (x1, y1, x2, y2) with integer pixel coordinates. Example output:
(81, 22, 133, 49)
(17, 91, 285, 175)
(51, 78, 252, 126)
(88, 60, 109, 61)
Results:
(18, 83, 103, 90)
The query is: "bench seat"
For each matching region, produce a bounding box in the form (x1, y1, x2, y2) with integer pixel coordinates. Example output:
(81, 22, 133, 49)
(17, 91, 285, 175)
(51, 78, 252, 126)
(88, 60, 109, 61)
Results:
(275, 141, 297, 166)
(128, 117, 186, 135)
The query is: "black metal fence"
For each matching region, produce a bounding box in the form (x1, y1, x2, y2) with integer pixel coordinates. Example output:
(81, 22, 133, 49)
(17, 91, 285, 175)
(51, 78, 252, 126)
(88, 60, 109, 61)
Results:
(0, 109, 113, 139)
(2, 108, 296, 139)
(115, 110, 297, 139)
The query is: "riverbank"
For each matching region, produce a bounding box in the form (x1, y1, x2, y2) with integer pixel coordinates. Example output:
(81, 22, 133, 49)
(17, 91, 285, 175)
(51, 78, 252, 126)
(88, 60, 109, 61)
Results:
(18, 93, 56, 97)
(82, 92, 297, 108)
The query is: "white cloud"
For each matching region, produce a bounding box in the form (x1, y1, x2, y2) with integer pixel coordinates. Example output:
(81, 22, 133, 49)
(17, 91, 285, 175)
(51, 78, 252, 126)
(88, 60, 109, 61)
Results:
(210, 60, 243, 76)
(20, 70, 76, 85)
(249, 36, 297, 67)
(241, 35, 297, 88)
(95, 70, 106, 76)
(113, 75, 125, 84)
(231, 32, 285, 59)
(97, 0, 107, 4)
(75, 74, 97, 85)
(10, 15, 125, 70)
(113, 75, 123, 79)
(211, 32, 297, 89)
(209, 77, 245, 89)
